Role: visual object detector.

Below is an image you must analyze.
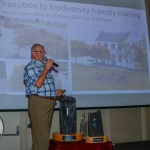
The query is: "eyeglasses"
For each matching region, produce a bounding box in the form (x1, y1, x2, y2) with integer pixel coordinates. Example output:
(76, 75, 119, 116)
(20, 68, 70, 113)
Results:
(34, 51, 46, 54)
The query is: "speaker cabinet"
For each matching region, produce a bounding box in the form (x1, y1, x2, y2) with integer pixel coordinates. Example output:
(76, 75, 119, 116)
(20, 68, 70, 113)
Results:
(88, 109, 104, 137)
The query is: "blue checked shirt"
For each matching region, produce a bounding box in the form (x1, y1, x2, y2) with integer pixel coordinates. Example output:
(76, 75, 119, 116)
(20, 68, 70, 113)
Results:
(24, 59, 56, 98)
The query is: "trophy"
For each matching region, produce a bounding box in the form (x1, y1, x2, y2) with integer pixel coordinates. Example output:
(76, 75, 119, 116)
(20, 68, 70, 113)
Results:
(52, 96, 83, 142)
(86, 109, 108, 143)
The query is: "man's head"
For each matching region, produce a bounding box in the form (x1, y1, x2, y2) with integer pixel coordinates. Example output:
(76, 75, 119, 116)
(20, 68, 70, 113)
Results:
(31, 43, 46, 62)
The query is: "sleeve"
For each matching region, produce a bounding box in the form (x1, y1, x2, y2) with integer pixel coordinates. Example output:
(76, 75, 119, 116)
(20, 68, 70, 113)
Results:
(24, 65, 38, 86)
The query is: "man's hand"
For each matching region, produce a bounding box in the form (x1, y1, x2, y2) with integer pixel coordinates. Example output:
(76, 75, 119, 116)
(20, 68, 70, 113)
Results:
(45, 59, 54, 71)
(56, 89, 66, 97)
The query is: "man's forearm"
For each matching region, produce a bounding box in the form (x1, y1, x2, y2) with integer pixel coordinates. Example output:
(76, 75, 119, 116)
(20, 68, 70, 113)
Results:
(35, 68, 49, 88)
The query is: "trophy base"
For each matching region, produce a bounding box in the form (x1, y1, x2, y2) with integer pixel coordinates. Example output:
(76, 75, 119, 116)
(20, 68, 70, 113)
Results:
(85, 136, 108, 143)
(52, 132, 84, 142)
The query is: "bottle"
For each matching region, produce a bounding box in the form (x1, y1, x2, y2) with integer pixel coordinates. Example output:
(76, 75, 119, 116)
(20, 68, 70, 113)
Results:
(80, 111, 87, 138)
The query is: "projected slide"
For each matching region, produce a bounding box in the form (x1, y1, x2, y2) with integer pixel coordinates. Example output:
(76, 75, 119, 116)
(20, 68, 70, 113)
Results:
(0, 0, 150, 95)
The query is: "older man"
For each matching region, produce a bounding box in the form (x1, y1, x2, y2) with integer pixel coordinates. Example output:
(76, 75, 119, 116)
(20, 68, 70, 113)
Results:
(24, 43, 64, 150)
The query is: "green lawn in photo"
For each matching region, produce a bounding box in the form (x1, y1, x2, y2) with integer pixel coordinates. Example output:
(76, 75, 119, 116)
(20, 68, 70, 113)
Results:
(72, 64, 150, 91)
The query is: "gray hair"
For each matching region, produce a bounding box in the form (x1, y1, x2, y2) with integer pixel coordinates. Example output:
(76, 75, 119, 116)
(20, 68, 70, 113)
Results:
(31, 43, 44, 52)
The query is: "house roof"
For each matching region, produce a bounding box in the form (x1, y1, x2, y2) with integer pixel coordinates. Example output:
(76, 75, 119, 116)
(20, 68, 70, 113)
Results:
(95, 31, 129, 42)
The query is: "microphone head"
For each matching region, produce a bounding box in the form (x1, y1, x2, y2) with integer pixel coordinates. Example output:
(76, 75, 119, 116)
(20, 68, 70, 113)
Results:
(53, 62, 59, 67)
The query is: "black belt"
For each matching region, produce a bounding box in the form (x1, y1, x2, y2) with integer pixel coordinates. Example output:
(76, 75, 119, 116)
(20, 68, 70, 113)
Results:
(31, 94, 56, 100)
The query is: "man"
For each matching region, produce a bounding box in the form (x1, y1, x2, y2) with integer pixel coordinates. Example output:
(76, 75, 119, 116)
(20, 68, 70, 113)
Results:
(24, 43, 64, 150)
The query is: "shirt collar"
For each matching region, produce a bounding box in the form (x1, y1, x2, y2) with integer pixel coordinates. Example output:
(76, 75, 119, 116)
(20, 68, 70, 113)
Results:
(31, 59, 45, 67)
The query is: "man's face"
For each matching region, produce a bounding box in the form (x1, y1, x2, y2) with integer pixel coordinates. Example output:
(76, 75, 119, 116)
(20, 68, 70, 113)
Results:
(32, 46, 45, 62)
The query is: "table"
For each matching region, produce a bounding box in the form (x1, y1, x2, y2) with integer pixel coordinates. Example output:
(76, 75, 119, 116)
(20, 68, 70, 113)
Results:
(49, 140, 114, 150)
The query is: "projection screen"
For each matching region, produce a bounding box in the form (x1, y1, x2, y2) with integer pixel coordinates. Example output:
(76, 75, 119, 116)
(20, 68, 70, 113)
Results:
(0, 0, 150, 110)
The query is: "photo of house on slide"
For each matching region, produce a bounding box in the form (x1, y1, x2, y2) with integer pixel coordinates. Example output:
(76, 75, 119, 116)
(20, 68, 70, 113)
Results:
(71, 30, 150, 91)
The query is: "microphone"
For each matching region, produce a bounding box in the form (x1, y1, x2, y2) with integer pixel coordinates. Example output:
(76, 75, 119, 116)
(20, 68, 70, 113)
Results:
(52, 62, 59, 67)
(45, 57, 59, 67)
